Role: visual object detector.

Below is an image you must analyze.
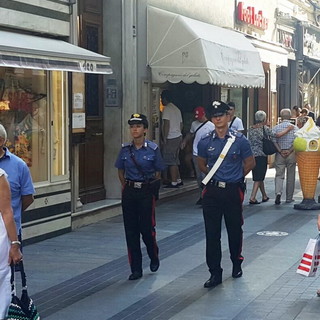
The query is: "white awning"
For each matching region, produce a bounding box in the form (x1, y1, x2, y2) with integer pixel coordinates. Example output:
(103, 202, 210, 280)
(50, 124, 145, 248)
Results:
(147, 6, 265, 87)
(0, 30, 112, 74)
(251, 39, 288, 67)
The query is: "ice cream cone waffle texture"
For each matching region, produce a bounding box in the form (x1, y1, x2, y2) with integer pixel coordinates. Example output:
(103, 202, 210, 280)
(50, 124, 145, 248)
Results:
(296, 151, 320, 199)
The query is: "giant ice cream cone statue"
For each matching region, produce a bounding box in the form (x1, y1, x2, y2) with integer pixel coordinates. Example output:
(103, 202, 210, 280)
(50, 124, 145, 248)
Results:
(293, 118, 320, 210)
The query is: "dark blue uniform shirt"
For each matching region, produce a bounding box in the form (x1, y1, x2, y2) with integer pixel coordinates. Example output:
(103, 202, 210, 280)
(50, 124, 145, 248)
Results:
(115, 140, 165, 181)
(197, 129, 253, 183)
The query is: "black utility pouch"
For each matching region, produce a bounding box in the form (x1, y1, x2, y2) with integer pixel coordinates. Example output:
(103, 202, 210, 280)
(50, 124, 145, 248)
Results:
(148, 178, 161, 200)
(239, 180, 247, 193)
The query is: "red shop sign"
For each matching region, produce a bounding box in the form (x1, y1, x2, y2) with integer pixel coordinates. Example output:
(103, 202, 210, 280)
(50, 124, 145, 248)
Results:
(237, 2, 268, 30)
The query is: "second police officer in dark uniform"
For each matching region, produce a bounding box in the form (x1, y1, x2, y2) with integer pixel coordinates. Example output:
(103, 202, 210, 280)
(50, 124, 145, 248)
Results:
(197, 101, 255, 288)
(115, 114, 165, 280)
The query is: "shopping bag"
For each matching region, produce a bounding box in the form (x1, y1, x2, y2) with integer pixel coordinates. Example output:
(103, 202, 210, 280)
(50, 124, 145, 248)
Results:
(6, 262, 40, 320)
(296, 235, 320, 277)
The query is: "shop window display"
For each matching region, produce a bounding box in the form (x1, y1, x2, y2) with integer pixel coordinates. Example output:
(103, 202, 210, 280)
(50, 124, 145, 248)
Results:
(0, 68, 68, 183)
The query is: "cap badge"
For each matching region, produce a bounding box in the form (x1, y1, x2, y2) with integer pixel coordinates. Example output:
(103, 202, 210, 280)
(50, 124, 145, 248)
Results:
(212, 101, 221, 108)
(133, 113, 140, 118)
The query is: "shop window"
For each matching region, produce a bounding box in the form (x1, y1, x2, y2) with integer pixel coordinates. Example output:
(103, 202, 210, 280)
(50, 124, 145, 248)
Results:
(51, 71, 68, 180)
(229, 88, 243, 119)
(0, 68, 68, 183)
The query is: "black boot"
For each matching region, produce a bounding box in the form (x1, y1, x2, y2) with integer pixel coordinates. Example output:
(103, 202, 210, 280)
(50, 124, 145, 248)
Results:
(204, 269, 223, 288)
(232, 262, 243, 278)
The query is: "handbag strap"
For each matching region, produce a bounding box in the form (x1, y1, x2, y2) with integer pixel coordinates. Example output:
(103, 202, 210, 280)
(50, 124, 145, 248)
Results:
(194, 120, 208, 136)
(202, 134, 236, 185)
(262, 125, 268, 138)
(229, 116, 236, 128)
(10, 260, 27, 293)
(129, 145, 148, 181)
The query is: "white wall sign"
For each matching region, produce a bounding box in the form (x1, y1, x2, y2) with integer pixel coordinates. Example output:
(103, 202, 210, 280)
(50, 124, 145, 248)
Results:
(72, 113, 86, 129)
(73, 93, 84, 110)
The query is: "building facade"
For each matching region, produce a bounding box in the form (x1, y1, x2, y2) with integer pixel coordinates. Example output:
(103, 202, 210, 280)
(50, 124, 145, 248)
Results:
(0, 0, 112, 242)
(8, 0, 320, 242)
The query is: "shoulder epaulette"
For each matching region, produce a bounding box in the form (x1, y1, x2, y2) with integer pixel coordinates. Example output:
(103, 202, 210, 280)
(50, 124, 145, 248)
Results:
(146, 140, 158, 150)
(121, 142, 132, 148)
(230, 129, 243, 138)
(201, 131, 213, 140)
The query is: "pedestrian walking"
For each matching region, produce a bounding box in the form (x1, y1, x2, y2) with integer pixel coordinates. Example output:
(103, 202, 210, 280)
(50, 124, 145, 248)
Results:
(297, 108, 309, 128)
(0, 168, 22, 319)
(292, 105, 301, 118)
(115, 114, 165, 280)
(0, 124, 35, 243)
(248, 110, 293, 204)
(197, 101, 255, 288)
(272, 108, 298, 204)
(304, 103, 315, 120)
(181, 106, 215, 205)
(160, 90, 183, 188)
(227, 101, 244, 133)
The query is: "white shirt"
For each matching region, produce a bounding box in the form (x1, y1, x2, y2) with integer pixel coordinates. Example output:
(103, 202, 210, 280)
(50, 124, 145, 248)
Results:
(0, 168, 11, 319)
(190, 120, 202, 134)
(193, 121, 215, 156)
(229, 117, 244, 131)
(162, 102, 183, 139)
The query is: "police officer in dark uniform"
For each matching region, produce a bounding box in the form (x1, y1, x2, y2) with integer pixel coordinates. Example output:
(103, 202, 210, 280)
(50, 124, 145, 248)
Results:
(115, 113, 165, 280)
(197, 101, 255, 288)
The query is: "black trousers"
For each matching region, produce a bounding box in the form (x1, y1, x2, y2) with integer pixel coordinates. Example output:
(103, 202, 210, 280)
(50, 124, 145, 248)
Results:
(122, 185, 159, 273)
(202, 183, 244, 275)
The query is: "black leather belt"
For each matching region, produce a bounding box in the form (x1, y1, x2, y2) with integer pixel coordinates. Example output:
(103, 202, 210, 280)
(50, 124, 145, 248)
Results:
(209, 180, 240, 188)
(126, 180, 148, 189)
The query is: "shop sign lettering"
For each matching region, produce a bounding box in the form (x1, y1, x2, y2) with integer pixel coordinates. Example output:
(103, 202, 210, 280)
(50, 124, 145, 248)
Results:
(237, 2, 268, 30)
(81, 61, 96, 73)
(158, 72, 201, 80)
(278, 30, 294, 49)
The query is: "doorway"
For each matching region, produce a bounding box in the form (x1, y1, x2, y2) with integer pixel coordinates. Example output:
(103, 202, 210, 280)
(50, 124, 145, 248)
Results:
(78, 0, 105, 203)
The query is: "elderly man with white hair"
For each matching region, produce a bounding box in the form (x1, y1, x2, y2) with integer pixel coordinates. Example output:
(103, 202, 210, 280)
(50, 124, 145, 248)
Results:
(272, 109, 299, 205)
(0, 124, 35, 242)
(248, 110, 293, 204)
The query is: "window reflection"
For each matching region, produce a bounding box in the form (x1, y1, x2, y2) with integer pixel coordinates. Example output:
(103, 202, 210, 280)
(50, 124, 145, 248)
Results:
(0, 68, 48, 182)
(51, 71, 67, 178)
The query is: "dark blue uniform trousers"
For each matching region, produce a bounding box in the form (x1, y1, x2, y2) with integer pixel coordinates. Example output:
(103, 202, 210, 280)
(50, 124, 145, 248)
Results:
(202, 183, 244, 275)
(122, 185, 159, 274)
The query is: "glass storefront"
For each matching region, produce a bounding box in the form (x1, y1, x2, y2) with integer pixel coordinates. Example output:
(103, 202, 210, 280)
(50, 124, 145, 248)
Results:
(0, 67, 68, 184)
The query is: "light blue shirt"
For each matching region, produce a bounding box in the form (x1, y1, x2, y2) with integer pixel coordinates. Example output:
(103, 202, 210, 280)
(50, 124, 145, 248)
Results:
(0, 147, 35, 232)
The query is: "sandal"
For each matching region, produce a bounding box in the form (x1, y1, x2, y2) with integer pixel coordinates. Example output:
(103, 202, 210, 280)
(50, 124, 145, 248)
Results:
(249, 199, 260, 205)
(262, 197, 270, 202)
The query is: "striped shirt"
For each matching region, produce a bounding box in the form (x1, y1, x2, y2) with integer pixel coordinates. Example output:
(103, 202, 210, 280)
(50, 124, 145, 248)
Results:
(272, 120, 298, 150)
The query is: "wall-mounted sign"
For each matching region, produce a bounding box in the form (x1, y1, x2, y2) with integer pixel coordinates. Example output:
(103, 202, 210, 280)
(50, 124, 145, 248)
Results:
(73, 93, 84, 110)
(237, 2, 268, 30)
(72, 113, 86, 129)
(105, 78, 118, 107)
(278, 30, 294, 49)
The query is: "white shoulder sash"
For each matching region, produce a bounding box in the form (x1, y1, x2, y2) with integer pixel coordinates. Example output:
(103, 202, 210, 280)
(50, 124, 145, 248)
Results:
(202, 135, 236, 185)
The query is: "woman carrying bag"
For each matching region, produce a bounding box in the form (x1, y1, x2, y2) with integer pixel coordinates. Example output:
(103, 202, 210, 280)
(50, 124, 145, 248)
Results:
(0, 168, 22, 319)
(248, 111, 293, 204)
